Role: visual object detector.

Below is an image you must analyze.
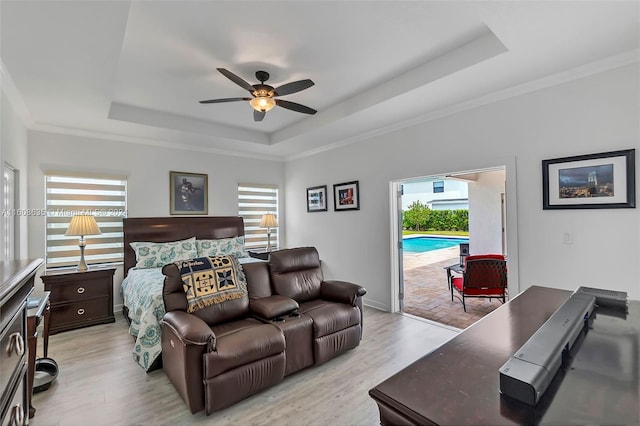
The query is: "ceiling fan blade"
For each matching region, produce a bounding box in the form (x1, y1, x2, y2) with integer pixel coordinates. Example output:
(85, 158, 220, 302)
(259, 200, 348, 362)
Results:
(199, 97, 251, 104)
(217, 68, 255, 92)
(275, 99, 317, 115)
(254, 110, 266, 122)
(273, 79, 314, 96)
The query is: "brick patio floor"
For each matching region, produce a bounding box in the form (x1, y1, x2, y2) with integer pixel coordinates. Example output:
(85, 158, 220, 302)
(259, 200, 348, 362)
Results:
(402, 247, 506, 329)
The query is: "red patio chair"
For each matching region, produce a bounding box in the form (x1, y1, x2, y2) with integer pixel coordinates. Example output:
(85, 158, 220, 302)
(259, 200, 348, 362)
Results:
(451, 254, 507, 312)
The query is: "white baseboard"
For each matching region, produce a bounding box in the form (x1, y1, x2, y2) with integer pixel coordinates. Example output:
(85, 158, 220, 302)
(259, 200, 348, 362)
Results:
(363, 298, 389, 312)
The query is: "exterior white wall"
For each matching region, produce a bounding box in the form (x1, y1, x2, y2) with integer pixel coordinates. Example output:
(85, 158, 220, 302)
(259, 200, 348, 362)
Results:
(27, 131, 284, 309)
(285, 64, 640, 309)
(401, 180, 468, 210)
(1, 91, 30, 259)
(468, 170, 504, 255)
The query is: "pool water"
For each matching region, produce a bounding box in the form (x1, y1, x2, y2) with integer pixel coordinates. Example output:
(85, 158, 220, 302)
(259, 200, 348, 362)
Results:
(403, 236, 468, 253)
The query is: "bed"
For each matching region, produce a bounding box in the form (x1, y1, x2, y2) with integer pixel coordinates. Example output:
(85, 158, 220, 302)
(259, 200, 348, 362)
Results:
(121, 216, 257, 371)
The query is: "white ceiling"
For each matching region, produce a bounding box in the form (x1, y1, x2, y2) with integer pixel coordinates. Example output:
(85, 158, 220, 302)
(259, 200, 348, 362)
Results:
(1, 1, 639, 160)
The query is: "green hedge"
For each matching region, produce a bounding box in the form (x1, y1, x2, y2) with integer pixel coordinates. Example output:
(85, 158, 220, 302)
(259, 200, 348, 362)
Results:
(403, 201, 468, 231)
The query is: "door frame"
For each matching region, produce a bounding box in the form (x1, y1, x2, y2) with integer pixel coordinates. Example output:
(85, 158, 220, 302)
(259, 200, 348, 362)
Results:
(389, 159, 520, 313)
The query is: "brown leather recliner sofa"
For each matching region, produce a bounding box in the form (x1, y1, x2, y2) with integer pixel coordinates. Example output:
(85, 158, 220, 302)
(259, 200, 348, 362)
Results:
(161, 247, 367, 415)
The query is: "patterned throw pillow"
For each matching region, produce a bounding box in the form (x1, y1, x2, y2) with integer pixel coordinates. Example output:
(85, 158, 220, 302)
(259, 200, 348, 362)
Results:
(130, 237, 198, 269)
(177, 256, 248, 313)
(196, 236, 248, 259)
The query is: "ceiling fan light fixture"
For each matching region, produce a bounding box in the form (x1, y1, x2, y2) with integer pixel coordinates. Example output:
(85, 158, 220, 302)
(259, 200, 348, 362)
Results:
(250, 96, 276, 112)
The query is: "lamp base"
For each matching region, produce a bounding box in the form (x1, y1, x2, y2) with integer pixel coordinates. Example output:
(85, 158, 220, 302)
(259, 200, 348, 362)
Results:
(77, 242, 88, 272)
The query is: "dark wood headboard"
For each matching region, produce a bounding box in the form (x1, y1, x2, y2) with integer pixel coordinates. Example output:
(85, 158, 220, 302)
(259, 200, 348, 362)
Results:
(123, 216, 245, 275)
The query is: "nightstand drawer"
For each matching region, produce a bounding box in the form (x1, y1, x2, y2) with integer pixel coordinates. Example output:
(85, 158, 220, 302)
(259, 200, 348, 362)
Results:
(46, 279, 108, 304)
(49, 298, 112, 334)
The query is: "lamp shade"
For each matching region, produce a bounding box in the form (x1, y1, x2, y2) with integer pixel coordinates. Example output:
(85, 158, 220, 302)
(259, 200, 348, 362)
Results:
(259, 213, 278, 228)
(65, 215, 101, 236)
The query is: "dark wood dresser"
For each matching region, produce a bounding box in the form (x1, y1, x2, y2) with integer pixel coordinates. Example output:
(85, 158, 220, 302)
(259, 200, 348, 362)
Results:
(369, 285, 640, 425)
(0, 259, 43, 426)
(41, 267, 115, 334)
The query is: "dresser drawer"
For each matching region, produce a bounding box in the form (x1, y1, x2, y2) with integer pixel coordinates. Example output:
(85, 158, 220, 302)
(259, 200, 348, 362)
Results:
(1, 365, 26, 426)
(0, 310, 25, 405)
(49, 297, 112, 333)
(45, 276, 110, 304)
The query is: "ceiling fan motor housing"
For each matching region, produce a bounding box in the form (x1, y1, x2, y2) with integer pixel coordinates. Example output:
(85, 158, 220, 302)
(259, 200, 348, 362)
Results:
(252, 84, 275, 98)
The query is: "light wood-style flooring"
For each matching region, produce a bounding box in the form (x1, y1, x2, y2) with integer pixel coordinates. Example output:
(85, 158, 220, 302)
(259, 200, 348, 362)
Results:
(31, 307, 457, 426)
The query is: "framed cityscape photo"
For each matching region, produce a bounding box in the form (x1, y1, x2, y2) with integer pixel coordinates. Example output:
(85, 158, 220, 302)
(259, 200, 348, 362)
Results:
(170, 171, 208, 215)
(307, 185, 328, 212)
(333, 181, 360, 211)
(542, 149, 635, 209)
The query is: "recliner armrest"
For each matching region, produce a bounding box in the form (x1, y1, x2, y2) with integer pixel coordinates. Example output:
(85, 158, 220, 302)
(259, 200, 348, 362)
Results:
(250, 295, 299, 320)
(162, 311, 216, 352)
(321, 280, 367, 306)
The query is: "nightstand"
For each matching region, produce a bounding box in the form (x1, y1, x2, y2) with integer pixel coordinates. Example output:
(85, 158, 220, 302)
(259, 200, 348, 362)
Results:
(248, 250, 269, 260)
(248, 250, 278, 261)
(41, 267, 116, 334)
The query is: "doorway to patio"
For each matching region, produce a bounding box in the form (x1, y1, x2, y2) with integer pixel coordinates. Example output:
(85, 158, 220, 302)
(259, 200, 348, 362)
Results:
(391, 166, 509, 329)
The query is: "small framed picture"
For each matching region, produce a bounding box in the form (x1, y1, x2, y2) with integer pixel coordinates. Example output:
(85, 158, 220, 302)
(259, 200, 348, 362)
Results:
(170, 171, 208, 215)
(307, 185, 328, 212)
(542, 149, 635, 209)
(333, 181, 360, 211)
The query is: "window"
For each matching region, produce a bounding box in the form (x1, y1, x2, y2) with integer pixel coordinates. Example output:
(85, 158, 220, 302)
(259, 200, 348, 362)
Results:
(433, 181, 444, 193)
(45, 173, 127, 269)
(238, 183, 278, 250)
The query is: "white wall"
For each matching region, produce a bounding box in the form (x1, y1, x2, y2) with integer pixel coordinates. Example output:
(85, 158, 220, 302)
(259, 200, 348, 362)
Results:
(468, 170, 504, 255)
(27, 131, 284, 308)
(1, 91, 30, 259)
(285, 64, 640, 308)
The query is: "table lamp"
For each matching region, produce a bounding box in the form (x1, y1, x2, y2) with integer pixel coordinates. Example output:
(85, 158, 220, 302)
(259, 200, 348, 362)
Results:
(259, 213, 278, 252)
(65, 215, 101, 272)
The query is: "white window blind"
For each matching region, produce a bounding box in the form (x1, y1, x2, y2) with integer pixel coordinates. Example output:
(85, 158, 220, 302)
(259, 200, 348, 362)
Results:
(238, 183, 278, 250)
(45, 173, 127, 269)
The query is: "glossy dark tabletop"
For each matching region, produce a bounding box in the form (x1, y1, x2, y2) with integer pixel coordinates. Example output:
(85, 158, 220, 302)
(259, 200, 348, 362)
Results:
(369, 285, 640, 425)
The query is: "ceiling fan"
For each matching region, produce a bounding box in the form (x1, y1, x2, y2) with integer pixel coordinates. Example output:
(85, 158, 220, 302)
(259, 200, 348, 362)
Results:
(199, 68, 317, 122)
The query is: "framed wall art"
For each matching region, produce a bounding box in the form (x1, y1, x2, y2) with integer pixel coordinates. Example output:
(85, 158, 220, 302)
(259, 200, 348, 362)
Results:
(542, 149, 635, 209)
(307, 185, 328, 212)
(333, 181, 360, 211)
(170, 171, 208, 215)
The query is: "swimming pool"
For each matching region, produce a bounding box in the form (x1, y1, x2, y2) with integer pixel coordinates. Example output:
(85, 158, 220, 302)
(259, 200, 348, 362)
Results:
(403, 236, 468, 253)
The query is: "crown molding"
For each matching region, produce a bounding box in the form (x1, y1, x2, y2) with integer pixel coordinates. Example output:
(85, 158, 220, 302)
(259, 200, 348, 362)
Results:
(14, 49, 639, 164)
(29, 123, 283, 162)
(286, 49, 640, 161)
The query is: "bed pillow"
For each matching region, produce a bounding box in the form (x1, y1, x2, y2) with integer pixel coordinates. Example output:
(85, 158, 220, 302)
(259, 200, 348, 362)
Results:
(130, 237, 198, 269)
(196, 236, 248, 259)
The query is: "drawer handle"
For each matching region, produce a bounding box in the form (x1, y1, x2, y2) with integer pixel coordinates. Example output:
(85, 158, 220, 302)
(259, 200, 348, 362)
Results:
(9, 403, 23, 426)
(6, 332, 24, 357)
(77, 308, 85, 315)
(77, 287, 85, 294)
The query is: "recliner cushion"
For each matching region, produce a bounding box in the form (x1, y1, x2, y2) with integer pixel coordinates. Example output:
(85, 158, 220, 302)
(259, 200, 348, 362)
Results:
(269, 247, 323, 302)
(298, 300, 360, 338)
(205, 321, 285, 377)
